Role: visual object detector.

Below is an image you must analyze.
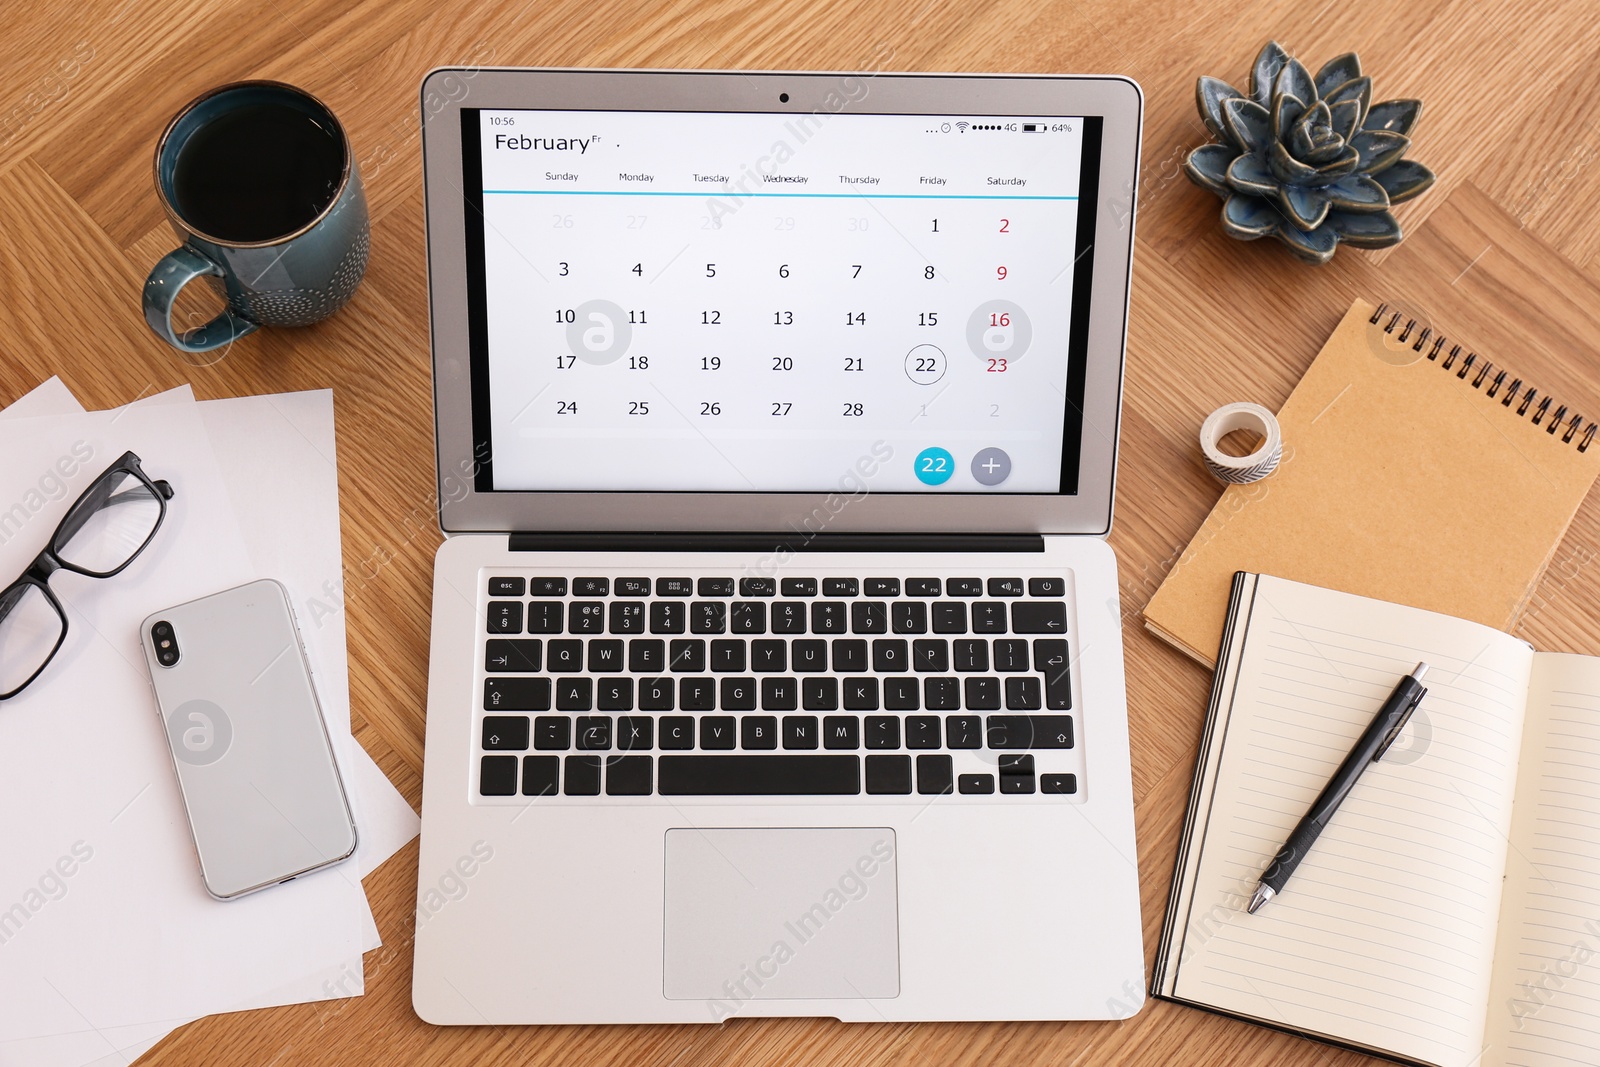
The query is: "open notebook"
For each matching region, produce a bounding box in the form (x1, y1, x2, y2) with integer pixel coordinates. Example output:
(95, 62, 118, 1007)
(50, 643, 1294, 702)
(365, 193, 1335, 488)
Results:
(1153, 573, 1600, 1067)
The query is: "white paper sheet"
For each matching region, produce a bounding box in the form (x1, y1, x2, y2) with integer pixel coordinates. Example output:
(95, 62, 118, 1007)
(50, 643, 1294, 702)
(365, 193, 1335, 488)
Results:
(0, 387, 176, 1067)
(136, 387, 375, 946)
(194, 390, 420, 935)
(1, 377, 82, 419)
(0, 402, 366, 1041)
(96, 388, 418, 937)
(0, 385, 419, 1067)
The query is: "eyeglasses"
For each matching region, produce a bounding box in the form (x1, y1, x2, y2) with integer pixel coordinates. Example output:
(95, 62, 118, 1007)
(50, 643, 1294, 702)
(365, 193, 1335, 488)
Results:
(0, 452, 174, 700)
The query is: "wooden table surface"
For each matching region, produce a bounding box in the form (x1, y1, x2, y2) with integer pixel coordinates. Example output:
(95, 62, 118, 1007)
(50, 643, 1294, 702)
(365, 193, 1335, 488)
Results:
(6, 1, 1600, 1064)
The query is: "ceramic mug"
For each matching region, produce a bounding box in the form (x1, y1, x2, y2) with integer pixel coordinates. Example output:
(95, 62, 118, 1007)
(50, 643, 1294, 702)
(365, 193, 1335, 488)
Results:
(143, 81, 369, 353)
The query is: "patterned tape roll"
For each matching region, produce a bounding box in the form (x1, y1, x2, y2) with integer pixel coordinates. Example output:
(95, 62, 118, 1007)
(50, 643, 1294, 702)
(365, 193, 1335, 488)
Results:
(1199, 402, 1283, 484)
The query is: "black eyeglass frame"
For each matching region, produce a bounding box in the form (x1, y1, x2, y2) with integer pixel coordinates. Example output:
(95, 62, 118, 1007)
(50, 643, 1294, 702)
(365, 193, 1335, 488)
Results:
(0, 451, 174, 700)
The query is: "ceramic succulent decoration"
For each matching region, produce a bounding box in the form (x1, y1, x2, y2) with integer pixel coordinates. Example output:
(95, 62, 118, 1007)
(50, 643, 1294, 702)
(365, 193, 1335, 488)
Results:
(1185, 42, 1435, 264)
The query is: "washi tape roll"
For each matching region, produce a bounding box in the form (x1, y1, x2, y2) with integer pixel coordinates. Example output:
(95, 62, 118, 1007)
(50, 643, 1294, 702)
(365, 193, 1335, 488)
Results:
(1199, 402, 1283, 484)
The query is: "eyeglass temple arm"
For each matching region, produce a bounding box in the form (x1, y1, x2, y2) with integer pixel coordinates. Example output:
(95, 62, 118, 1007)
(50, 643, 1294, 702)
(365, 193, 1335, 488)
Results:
(107, 481, 174, 503)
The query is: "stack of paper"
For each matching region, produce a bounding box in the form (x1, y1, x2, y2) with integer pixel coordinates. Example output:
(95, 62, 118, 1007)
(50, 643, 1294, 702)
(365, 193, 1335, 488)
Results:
(0, 379, 419, 1067)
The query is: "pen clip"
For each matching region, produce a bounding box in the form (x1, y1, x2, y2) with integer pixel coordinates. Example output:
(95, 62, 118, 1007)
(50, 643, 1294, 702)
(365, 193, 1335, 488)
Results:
(1374, 688, 1426, 761)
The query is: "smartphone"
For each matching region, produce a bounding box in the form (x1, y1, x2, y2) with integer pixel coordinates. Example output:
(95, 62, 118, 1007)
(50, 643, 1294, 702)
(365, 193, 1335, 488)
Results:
(141, 579, 357, 899)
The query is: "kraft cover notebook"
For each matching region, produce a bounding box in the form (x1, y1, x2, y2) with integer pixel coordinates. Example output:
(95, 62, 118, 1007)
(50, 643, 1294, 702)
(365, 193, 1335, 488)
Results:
(1144, 299, 1600, 667)
(1154, 572, 1600, 1067)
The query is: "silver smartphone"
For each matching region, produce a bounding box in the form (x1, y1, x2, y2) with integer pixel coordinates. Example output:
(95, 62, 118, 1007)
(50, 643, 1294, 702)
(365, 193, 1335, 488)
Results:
(141, 578, 357, 899)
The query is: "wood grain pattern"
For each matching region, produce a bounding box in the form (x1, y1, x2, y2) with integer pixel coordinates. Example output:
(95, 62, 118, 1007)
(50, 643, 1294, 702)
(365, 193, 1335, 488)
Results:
(4, 2, 1600, 1063)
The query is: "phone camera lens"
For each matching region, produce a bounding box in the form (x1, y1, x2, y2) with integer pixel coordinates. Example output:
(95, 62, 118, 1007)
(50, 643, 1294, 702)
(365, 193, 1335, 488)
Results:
(153, 622, 180, 666)
(779, 92, 789, 103)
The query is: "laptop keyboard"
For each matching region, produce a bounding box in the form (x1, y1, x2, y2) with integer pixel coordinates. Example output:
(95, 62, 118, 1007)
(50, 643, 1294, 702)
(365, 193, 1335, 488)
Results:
(474, 572, 1082, 801)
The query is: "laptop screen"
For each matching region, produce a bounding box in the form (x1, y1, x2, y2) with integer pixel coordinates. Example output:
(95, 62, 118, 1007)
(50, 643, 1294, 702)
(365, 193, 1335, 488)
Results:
(458, 107, 1103, 497)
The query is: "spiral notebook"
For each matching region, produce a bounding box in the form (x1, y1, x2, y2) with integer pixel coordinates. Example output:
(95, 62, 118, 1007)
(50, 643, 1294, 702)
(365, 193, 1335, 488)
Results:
(1153, 572, 1600, 1067)
(1144, 298, 1600, 666)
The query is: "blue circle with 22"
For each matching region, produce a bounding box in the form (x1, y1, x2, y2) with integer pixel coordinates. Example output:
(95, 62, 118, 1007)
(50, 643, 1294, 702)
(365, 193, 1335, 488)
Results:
(914, 447, 955, 486)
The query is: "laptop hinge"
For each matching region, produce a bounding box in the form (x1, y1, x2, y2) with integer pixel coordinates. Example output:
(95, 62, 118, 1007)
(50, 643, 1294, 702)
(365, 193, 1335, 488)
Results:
(507, 532, 1047, 553)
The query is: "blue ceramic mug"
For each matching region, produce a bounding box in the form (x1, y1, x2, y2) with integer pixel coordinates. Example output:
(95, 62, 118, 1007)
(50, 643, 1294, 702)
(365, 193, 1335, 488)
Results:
(143, 81, 369, 353)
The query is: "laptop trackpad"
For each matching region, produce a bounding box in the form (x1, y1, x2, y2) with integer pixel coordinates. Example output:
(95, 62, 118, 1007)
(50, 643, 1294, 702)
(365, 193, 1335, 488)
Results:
(663, 827, 899, 1001)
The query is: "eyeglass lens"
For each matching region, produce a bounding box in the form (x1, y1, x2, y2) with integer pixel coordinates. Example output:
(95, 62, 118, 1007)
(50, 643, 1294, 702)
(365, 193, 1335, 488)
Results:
(54, 472, 163, 575)
(0, 583, 65, 696)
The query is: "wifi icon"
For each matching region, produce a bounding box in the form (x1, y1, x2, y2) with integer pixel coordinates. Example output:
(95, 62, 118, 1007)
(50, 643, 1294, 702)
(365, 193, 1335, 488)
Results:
(955, 121, 969, 133)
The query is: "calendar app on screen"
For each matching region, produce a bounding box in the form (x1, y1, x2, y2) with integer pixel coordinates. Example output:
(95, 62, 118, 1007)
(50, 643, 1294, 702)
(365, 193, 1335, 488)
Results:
(462, 107, 1102, 495)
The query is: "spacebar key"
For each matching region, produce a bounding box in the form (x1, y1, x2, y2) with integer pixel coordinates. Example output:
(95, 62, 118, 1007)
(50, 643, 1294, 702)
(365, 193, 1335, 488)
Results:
(658, 755, 861, 795)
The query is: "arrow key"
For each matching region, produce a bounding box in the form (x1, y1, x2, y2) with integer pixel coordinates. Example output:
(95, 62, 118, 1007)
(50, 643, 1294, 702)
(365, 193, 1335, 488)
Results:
(1041, 773, 1077, 795)
(999, 753, 1036, 794)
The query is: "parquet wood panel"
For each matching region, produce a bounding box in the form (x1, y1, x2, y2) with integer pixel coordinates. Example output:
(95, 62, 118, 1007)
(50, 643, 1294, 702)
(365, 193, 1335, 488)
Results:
(4, 2, 1600, 1062)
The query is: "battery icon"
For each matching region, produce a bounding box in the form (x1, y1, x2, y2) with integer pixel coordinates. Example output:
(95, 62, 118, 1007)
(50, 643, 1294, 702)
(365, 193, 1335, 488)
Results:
(1022, 123, 1043, 132)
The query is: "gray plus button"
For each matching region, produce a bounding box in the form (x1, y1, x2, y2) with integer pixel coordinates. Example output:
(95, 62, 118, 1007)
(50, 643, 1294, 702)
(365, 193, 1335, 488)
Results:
(970, 447, 1011, 486)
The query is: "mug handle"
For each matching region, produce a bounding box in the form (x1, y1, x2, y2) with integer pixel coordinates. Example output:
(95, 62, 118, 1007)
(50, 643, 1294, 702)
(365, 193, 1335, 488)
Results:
(142, 246, 259, 353)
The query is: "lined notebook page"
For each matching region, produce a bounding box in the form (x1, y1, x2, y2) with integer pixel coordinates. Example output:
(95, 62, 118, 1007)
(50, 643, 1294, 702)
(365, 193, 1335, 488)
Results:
(1485, 654, 1600, 1067)
(1173, 576, 1532, 1066)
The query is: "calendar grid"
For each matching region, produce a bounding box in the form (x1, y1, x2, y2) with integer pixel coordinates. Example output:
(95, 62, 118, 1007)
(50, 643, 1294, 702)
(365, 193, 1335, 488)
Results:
(469, 107, 1094, 495)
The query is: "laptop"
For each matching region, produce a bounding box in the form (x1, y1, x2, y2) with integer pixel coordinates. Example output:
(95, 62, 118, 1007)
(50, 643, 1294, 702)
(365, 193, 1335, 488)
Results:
(412, 67, 1145, 1024)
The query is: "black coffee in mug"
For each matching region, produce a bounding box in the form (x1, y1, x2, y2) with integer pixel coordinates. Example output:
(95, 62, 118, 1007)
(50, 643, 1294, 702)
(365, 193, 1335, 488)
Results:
(171, 101, 344, 243)
(145, 81, 369, 354)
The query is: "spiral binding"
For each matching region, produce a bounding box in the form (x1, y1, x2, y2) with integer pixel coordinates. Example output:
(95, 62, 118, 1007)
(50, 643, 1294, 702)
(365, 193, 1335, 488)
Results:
(1369, 304, 1596, 452)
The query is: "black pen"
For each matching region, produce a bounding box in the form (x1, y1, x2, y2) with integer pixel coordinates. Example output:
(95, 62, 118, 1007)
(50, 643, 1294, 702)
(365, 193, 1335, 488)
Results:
(1247, 662, 1431, 914)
